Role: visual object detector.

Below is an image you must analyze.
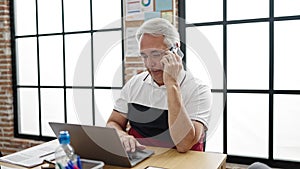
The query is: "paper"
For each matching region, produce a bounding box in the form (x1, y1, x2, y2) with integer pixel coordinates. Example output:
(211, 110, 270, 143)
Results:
(141, 0, 153, 12)
(0, 139, 59, 168)
(126, 0, 141, 14)
(155, 0, 173, 11)
(125, 27, 140, 56)
(126, 0, 154, 21)
(144, 12, 161, 21)
(161, 10, 174, 24)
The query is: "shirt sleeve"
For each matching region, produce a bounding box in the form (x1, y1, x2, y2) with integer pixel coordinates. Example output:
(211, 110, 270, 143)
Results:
(185, 84, 212, 129)
(113, 77, 133, 114)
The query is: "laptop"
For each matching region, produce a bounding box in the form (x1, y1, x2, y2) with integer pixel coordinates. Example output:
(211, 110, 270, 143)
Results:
(49, 122, 154, 167)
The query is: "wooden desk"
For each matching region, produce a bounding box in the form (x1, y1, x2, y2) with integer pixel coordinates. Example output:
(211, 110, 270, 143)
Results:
(0, 146, 226, 169)
(105, 146, 227, 169)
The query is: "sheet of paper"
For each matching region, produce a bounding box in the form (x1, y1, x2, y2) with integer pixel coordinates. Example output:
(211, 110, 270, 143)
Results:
(125, 27, 140, 56)
(125, 0, 154, 21)
(0, 139, 59, 168)
(144, 12, 160, 21)
(155, 0, 173, 11)
(126, 0, 143, 21)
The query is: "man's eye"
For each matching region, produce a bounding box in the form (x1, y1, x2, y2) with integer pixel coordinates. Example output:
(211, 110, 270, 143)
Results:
(151, 52, 162, 57)
(141, 54, 148, 58)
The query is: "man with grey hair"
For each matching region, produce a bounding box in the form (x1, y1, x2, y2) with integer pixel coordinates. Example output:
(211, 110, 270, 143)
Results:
(107, 18, 212, 153)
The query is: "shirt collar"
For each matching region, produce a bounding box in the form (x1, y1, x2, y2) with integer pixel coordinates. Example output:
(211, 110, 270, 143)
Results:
(143, 69, 186, 88)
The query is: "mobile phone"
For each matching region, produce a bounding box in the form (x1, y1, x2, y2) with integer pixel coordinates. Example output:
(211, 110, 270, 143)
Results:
(145, 166, 167, 169)
(169, 46, 184, 58)
(80, 159, 105, 169)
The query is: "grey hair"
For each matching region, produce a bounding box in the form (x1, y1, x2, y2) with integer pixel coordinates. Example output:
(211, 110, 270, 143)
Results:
(136, 18, 180, 48)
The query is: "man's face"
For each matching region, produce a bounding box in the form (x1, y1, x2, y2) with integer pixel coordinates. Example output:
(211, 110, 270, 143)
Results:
(140, 34, 168, 86)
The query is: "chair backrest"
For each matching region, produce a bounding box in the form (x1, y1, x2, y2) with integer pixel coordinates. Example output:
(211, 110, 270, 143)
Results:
(203, 130, 207, 152)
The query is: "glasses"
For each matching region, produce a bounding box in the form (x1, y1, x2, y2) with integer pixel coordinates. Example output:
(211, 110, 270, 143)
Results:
(139, 49, 169, 59)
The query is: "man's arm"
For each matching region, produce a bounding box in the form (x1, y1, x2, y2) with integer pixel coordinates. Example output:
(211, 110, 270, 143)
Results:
(167, 84, 205, 153)
(107, 110, 145, 152)
(161, 51, 206, 153)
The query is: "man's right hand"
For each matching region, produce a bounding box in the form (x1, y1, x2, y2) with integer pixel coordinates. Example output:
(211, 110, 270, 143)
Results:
(119, 132, 146, 152)
(106, 110, 145, 152)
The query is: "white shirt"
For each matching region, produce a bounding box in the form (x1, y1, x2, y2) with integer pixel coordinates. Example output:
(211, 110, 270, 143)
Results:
(114, 70, 212, 128)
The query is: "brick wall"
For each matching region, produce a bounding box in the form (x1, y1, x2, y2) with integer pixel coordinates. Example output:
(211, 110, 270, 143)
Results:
(0, 0, 43, 156)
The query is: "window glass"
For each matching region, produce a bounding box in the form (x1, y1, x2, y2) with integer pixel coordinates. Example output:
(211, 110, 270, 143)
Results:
(16, 38, 38, 85)
(186, 26, 223, 89)
(63, 0, 91, 32)
(274, 0, 300, 17)
(66, 89, 93, 125)
(274, 20, 300, 90)
(206, 93, 224, 153)
(37, 0, 62, 34)
(186, 47, 211, 88)
(94, 89, 121, 127)
(92, 0, 121, 30)
(41, 88, 64, 137)
(14, 0, 36, 36)
(94, 31, 123, 87)
(39, 35, 64, 86)
(186, 0, 223, 23)
(227, 93, 269, 158)
(274, 94, 300, 162)
(227, 22, 269, 89)
(227, 0, 269, 20)
(65, 34, 92, 86)
(18, 88, 39, 135)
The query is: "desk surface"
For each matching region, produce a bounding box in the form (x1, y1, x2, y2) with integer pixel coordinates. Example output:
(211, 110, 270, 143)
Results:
(0, 146, 226, 169)
(106, 146, 227, 169)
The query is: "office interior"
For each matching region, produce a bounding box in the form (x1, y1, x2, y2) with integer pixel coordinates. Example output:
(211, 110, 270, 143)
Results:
(0, 0, 299, 168)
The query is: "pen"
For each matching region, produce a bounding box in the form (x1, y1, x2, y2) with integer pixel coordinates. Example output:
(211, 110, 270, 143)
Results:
(77, 156, 82, 169)
(57, 162, 64, 169)
(67, 161, 74, 169)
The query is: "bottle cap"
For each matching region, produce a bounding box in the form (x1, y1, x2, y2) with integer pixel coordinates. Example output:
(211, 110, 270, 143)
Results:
(59, 131, 70, 144)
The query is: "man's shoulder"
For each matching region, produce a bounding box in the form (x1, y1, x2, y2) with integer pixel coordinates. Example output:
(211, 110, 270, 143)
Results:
(184, 71, 210, 86)
(182, 71, 212, 94)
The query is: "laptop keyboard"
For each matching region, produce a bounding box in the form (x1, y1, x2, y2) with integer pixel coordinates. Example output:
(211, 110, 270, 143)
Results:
(127, 151, 140, 160)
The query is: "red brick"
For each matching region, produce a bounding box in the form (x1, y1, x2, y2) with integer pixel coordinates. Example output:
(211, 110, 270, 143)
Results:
(0, 87, 13, 93)
(125, 63, 144, 68)
(0, 81, 11, 85)
(0, 64, 11, 69)
(125, 56, 143, 62)
(2, 127, 13, 132)
(0, 116, 12, 121)
(0, 59, 11, 64)
(0, 122, 13, 127)
(1, 70, 12, 75)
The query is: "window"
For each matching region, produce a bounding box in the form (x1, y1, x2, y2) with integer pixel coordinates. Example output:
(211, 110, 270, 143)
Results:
(13, 0, 122, 139)
(12, 1, 300, 167)
(185, 0, 300, 167)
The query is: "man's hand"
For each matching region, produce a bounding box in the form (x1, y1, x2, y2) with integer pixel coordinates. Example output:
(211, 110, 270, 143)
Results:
(160, 50, 183, 86)
(119, 132, 146, 152)
(107, 110, 146, 152)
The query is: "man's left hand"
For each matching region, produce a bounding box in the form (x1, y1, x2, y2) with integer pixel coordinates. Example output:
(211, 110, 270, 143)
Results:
(160, 50, 183, 86)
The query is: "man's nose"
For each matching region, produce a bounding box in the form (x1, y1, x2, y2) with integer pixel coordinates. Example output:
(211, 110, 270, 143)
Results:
(145, 57, 156, 67)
